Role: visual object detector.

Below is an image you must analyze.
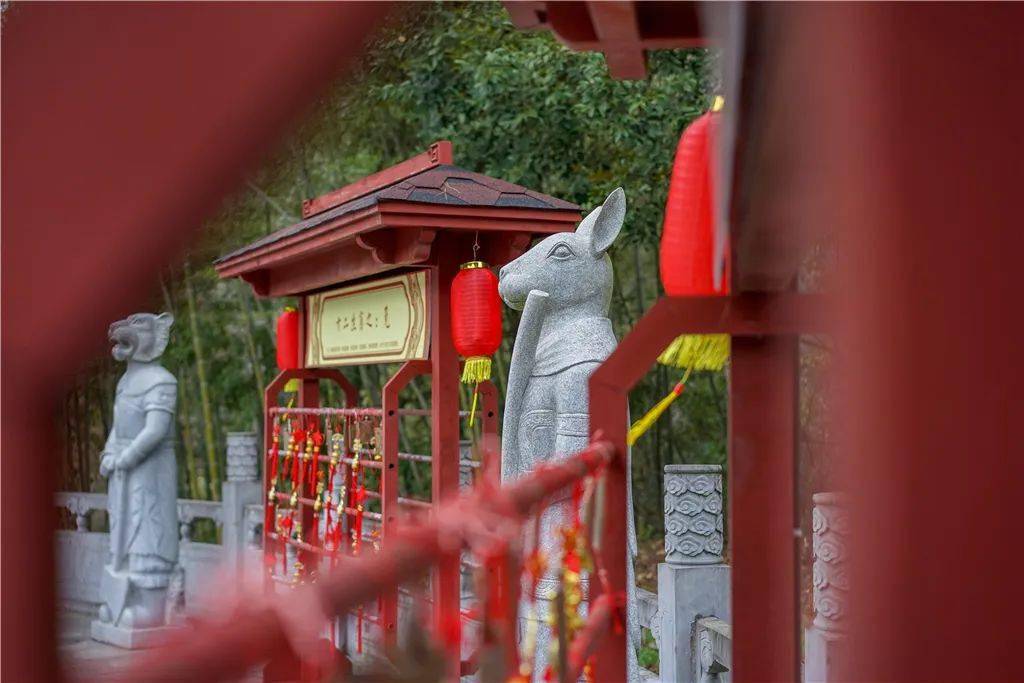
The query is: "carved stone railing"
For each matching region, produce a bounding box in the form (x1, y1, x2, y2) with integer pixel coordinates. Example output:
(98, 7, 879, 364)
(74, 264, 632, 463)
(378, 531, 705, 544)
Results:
(806, 492, 850, 682)
(54, 491, 109, 532)
(243, 503, 264, 548)
(664, 464, 725, 565)
(694, 616, 731, 683)
(176, 499, 224, 543)
(55, 431, 264, 617)
(658, 464, 730, 683)
(226, 431, 260, 483)
(811, 493, 849, 634)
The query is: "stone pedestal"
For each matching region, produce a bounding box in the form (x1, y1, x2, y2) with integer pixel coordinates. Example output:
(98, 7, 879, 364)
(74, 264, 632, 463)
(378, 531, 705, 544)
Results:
(804, 492, 849, 683)
(90, 620, 178, 650)
(222, 432, 262, 575)
(656, 465, 730, 683)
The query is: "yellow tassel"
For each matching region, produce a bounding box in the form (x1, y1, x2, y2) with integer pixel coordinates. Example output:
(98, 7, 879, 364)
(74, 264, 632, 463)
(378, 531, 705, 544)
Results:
(284, 378, 300, 393)
(658, 334, 730, 371)
(460, 356, 491, 384)
(468, 385, 481, 429)
(462, 357, 491, 428)
(628, 366, 694, 446)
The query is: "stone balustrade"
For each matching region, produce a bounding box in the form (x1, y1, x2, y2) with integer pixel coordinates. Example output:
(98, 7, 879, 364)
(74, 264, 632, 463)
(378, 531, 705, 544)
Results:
(805, 492, 850, 682)
(695, 616, 732, 683)
(57, 441, 849, 681)
(175, 499, 223, 543)
(664, 464, 725, 566)
(226, 431, 260, 482)
(55, 432, 262, 619)
(54, 491, 109, 533)
(658, 464, 730, 683)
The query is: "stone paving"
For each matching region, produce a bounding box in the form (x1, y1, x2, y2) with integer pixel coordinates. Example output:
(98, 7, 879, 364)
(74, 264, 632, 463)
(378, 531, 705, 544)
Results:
(58, 608, 262, 682)
(59, 609, 138, 680)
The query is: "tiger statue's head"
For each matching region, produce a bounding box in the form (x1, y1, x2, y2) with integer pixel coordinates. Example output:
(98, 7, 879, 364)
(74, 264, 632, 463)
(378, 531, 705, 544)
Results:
(108, 312, 174, 363)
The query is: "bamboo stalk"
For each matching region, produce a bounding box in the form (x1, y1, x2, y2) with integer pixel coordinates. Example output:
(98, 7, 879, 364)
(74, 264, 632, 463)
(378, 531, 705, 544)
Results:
(183, 260, 221, 500)
(161, 273, 204, 499)
(177, 370, 205, 500)
(239, 286, 266, 411)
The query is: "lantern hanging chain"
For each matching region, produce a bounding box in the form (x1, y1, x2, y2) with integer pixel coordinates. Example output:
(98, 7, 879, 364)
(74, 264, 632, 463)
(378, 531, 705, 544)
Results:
(473, 230, 480, 261)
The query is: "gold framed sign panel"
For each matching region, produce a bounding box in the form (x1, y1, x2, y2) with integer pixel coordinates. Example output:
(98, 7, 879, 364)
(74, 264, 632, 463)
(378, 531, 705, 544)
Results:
(305, 270, 429, 367)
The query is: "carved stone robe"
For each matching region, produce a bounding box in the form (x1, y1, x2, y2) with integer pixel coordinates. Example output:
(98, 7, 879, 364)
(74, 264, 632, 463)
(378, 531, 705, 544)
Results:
(106, 364, 179, 587)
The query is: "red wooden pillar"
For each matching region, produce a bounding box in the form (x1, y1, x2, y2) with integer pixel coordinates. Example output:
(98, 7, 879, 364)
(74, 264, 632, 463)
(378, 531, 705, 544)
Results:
(475, 379, 501, 485)
(297, 299, 319, 576)
(430, 243, 463, 674)
(728, 335, 799, 681)
(381, 360, 431, 647)
(586, 382, 630, 683)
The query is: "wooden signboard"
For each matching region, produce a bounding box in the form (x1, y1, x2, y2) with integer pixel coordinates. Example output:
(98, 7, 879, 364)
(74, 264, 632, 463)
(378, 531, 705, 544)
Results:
(305, 271, 429, 367)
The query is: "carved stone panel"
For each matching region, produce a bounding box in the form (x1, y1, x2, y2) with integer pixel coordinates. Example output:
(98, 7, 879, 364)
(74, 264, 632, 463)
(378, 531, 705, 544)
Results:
(811, 492, 849, 634)
(664, 464, 724, 566)
(226, 431, 260, 482)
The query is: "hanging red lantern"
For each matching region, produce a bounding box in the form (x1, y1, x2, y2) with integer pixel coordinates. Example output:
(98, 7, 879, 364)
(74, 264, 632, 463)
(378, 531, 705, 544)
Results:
(451, 261, 502, 381)
(659, 97, 729, 297)
(276, 306, 300, 370)
(634, 99, 732, 447)
(451, 261, 501, 425)
(275, 306, 301, 393)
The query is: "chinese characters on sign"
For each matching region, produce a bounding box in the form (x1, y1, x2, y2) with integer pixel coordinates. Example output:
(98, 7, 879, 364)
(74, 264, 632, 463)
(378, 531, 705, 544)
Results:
(305, 271, 429, 367)
(334, 306, 392, 334)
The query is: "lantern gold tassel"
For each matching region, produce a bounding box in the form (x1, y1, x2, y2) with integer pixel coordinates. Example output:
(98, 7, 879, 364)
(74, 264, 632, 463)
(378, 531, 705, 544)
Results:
(460, 356, 492, 384)
(628, 334, 729, 446)
(462, 356, 492, 428)
(658, 334, 730, 371)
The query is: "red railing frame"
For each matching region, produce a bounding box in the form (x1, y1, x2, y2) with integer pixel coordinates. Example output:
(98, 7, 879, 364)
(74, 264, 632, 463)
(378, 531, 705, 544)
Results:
(113, 440, 615, 683)
(588, 292, 825, 681)
(380, 360, 430, 646)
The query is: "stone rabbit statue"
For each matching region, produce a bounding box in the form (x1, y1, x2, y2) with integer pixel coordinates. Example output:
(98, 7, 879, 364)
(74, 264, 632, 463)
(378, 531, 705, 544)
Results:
(92, 312, 180, 647)
(499, 188, 639, 681)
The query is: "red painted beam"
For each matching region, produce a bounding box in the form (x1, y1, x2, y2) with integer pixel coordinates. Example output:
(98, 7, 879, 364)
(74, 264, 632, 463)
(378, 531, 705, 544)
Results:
(586, 1, 647, 79)
(594, 293, 826, 393)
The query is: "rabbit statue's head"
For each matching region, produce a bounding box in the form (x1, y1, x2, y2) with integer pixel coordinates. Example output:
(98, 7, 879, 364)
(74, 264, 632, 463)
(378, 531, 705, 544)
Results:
(499, 188, 625, 314)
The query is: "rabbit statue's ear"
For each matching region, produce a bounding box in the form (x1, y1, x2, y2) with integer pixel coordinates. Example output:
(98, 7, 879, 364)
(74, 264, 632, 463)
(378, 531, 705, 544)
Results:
(579, 187, 625, 256)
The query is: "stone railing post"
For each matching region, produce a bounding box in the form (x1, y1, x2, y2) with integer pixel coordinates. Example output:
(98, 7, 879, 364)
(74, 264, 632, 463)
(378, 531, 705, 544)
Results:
(805, 492, 849, 682)
(657, 465, 731, 683)
(221, 432, 262, 574)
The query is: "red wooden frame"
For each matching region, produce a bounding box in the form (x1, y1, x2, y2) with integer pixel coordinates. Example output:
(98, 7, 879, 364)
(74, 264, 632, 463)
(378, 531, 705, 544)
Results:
(261, 341, 502, 677)
(588, 292, 824, 681)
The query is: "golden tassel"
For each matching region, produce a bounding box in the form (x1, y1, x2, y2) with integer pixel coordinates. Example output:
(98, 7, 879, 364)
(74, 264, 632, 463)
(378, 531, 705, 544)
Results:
(628, 366, 693, 446)
(657, 334, 730, 371)
(629, 333, 730, 446)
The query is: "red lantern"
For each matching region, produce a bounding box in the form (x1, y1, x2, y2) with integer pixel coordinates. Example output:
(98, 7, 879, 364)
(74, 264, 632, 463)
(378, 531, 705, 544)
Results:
(450, 261, 502, 384)
(276, 306, 299, 371)
(660, 101, 729, 296)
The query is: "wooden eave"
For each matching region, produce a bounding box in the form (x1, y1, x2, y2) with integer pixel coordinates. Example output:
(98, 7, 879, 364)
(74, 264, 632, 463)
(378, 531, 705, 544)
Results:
(215, 200, 580, 298)
(505, 1, 705, 79)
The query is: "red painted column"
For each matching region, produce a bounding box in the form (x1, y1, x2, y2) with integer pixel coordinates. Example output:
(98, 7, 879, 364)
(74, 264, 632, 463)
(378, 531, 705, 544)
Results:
(381, 360, 430, 647)
(729, 335, 799, 681)
(430, 243, 463, 674)
(476, 379, 500, 485)
(587, 382, 629, 683)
